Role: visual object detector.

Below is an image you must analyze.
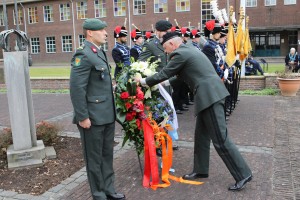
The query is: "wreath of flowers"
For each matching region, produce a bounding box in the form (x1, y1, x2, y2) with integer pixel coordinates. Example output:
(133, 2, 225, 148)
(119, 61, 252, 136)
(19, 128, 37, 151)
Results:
(115, 60, 174, 154)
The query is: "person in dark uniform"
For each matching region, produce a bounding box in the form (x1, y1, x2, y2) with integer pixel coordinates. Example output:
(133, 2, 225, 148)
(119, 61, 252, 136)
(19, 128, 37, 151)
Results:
(136, 32, 252, 191)
(70, 18, 125, 200)
(202, 20, 225, 79)
(190, 29, 202, 50)
(180, 27, 191, 44)
(144, 30, 154, 43)
(246, 55, 264, 75)
(130, 29, 144, 61)
(112, 26, 130, 78)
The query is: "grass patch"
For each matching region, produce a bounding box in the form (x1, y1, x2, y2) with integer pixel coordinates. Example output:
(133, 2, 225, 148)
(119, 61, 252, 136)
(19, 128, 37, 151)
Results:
(239, 88, 279, 95)
(264, 63, 285, 73)
(0, 89, 69, 94)
(29, 67, 71, 78)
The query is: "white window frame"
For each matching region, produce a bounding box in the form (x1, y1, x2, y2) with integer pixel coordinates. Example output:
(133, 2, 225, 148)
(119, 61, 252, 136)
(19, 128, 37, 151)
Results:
(114, 0, 126, 16)
(94, 0, 107, 18)
(76, 1, 88, 19)
(59, 3, 71, 21)
(62, 35, 73, 52)
(265, 0, 276, 6)
(284, 0, 296, 5)
(101, 42, 108, 52)
(246, 0, 257, 7)
(43, 5, 54, 22)
(201, 0, 213, 30)
(78, 34, 85, 47)
(28, 7, 38, 24)
(13, 8, 23, 25)
(45, 36, 56, 53)
(30, 37, 40, 54)
(154, 0, 168, 13)
(176, 0, 190, 12)
(133, 0, 146, 15)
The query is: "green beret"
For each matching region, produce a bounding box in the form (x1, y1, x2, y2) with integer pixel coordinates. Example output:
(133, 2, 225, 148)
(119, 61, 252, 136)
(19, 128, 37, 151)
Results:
(83, 18, 107, 30)
(155, 20, 172, 31)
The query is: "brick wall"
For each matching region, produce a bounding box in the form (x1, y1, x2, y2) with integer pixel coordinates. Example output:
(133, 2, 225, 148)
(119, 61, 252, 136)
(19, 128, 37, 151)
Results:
(0, 76, 280, 91)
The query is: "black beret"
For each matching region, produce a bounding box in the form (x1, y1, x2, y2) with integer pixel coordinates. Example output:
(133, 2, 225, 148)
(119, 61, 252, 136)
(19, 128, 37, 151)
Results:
(155, 20, 172, 31)
(161, 32, 180, 45)
(83, 18, 107, 30)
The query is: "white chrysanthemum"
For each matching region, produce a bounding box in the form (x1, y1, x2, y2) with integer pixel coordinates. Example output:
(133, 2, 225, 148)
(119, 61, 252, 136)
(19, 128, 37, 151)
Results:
(151, 85, 158, 91)
(144, 68, 155, 77)
(134, 73, 142, 80)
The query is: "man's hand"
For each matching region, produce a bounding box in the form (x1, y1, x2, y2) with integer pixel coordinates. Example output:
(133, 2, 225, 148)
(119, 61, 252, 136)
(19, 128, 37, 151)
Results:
(79, 118, 91, 129)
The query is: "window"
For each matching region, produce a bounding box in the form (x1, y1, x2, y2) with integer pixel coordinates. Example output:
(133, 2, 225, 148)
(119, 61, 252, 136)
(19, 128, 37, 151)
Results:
(288, 31, 298, 50)
(133, 0, 146, 15)
(95, 0, 107, 18)
(154, 0, 168, 13)
(77, 1, 88, 19)
(201, 0, 213, 28)
(60, 3, 71, 21)
(62, 35, 72, 52)
(30, 37, 40, 54)
(114, 0, 126, 16)
(28, 7, 38, 24)
(46, 36, 56, 53)
(101, 42, 108, 52)
(0, 9, 5, 26)
(78, 34, 85, 47)
(13, 8, 23, 25)
(284, 0, 296, 5)
(44, 5, 54, 22)
(246, 0, 257, 7)
(176, 0, 190, 12)
(265, 0, 276, 6)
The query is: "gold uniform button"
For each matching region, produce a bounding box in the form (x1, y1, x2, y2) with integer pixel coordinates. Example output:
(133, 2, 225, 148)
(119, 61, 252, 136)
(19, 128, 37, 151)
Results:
(96, 100, 99, 103)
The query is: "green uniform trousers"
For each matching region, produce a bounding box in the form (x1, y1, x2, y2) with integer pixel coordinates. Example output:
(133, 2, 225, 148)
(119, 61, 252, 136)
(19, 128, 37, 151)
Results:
(193, 99, 252, 182)
(78, 122, 115, 200)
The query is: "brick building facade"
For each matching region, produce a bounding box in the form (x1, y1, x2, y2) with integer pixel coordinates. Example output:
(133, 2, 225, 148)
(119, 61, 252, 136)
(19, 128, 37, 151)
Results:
(0, 0, 299, 63)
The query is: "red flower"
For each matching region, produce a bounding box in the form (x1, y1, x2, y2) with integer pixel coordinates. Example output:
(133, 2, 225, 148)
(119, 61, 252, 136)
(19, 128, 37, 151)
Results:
(125, 102, 132, 110)
(125, 112, 136, 121)
(136, 88, 144, 100)
(133, 100, 144, 112)
(120, 92, 129, 99)
(136, 119, 142, 130)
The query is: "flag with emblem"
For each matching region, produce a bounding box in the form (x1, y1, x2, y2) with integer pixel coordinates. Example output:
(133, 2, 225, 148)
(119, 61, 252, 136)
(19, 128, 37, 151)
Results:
(75, 57, 81, 66)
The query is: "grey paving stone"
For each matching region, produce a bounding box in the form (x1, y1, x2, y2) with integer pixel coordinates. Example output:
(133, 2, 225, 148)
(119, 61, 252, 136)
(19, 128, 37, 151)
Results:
(0, 191, 18, 197)
(14, 194, 35, 200)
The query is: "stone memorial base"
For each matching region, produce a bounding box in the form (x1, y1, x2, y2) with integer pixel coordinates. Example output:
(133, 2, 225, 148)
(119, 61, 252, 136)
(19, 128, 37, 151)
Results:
(6, 140, 47, 169)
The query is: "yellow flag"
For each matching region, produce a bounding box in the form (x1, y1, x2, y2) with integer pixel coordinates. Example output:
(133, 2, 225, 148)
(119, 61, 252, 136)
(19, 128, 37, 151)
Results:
(240, 27, 252, 61)
(225, 22, 236, 67)
(236, 23, 244, 55)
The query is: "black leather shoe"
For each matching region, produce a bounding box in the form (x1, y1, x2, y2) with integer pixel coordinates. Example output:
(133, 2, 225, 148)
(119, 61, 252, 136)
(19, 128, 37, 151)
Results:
(107, 193, 126, 200)
(186, 102, 194, 105)
(176, 110, 183, 114)
(228, 175, 252, 191)
(172, 145, 179, 150)
(182, 172, 208, 180)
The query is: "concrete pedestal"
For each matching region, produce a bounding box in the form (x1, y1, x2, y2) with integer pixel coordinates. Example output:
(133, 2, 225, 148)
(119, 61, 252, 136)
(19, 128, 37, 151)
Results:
(6, 140, 46, 169)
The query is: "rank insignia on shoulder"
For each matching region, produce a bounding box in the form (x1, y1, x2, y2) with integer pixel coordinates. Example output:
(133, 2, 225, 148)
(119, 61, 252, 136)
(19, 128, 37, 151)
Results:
(142, 47, 147, 52)
(74, 57, 81, 66)
(91, 46, 97, 53)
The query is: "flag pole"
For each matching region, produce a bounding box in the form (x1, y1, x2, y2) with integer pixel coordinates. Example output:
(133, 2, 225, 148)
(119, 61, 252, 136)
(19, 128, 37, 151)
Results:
(240, 0, 246, 76)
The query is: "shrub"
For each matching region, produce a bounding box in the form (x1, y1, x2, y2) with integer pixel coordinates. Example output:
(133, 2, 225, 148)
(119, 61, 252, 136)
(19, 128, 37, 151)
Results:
(0, 128, 13, 158)
(0, 121, 61, 158)
(36, 121, 60, 146)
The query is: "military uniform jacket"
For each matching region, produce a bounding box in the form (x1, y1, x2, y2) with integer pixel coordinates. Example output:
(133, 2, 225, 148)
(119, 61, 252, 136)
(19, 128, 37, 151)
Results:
(130, 44, 142, 61)
(146, 44, 229, 115)
(138, 37, 167, 72)
(112, 42, 131, 67)
(70, 41, 115, 125)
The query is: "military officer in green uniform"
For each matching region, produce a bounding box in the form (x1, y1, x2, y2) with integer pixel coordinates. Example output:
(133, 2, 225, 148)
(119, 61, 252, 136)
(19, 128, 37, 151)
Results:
(138, 20, 172, 72)
(70, 18, 125, 200)
(136, 32, 252, 191)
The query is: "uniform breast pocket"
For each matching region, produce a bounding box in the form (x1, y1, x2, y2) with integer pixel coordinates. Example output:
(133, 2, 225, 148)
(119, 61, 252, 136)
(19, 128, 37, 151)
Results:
(95, 65, 107, 80)
(87, 95, 107, 104)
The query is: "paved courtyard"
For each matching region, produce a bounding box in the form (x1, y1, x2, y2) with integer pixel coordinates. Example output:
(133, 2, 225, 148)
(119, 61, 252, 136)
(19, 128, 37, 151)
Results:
(0, 93, 300, 200)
